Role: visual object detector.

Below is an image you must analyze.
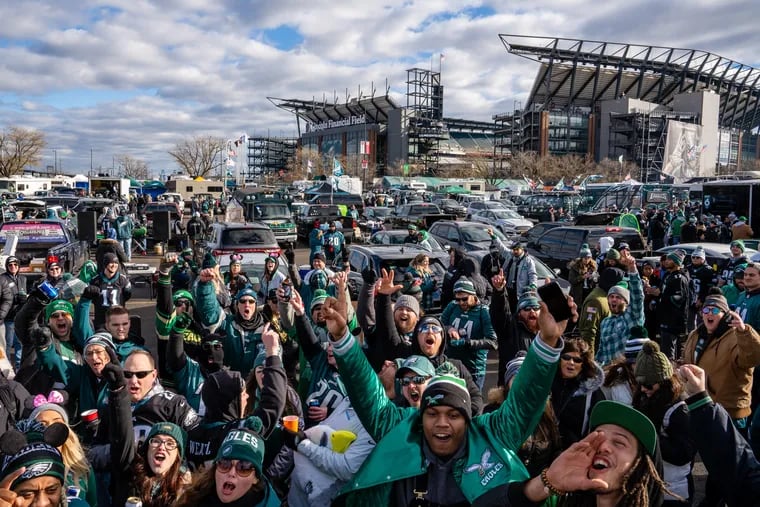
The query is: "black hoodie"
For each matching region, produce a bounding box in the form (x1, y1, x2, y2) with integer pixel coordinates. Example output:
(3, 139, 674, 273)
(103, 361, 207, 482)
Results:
(441, 247, 467, 308)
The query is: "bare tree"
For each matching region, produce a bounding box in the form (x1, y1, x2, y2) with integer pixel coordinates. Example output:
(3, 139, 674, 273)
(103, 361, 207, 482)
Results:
(0, 127, 46, 178)
(168, 135, 225, 178)
(116, 154, 149, 179)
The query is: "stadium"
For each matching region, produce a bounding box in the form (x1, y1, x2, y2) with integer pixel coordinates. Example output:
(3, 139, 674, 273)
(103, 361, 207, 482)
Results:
(251, 35, 760, 184)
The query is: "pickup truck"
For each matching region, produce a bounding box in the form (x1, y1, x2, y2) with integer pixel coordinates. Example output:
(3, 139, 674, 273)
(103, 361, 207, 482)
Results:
(0, 220, 88, 281)
(295, 204, 357, 244)
(249, 200, 297, 246)
(388, 203, 456, 230)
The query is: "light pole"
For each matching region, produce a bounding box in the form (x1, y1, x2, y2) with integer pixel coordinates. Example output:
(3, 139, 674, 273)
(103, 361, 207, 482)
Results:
(90, 148, 93, 176)
(53, 149, 57, 173)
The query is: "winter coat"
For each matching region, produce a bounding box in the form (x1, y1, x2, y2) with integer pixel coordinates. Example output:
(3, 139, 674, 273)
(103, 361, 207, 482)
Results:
(732, 221, 754, 240)
(550, 362, 606, 448)
(441, 247, 466, 308)
(578, 287, 610, 355)
(332, 330, 562, 506)
(440, 300, 498, 378)
(89, 270, 132, 330)
(736, 289, 760, 334)
(289, 398, 374, 506)
(502, 252, 538, 298)
(687, 391, 760, 506)
(0, 378, 31, 433)
(490, 286, 535, 384)
(197, 279, 266, 377)
(657, 268, 690, 333)
(0, 271, 26, 322)
(682, 322, 760, 419)
(567, 258, 597, 306)
(596, 271, 645, 365)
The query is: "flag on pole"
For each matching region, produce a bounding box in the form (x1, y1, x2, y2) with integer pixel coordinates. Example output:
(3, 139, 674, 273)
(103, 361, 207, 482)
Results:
(440, 53, 445, 62)
(333, 157, 344, 177)
(307, 159, 313, 174)
(618, 154, 624, 164)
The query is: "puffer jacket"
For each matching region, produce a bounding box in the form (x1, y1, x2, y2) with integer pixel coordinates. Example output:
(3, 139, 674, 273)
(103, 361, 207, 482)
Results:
(551, 361, 606, 448)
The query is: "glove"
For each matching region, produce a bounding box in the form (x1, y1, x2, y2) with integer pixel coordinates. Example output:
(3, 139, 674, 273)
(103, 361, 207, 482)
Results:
(158, 258, 176, 277)
(173, 312, 192, 331)
(285, 248, 296, 265)
(31, 326, 53, 349)
(102, 363, 126, 391)
(282, 428, 307, 450)
(80, 285, 101, 301)
(361, 267, 377, 285)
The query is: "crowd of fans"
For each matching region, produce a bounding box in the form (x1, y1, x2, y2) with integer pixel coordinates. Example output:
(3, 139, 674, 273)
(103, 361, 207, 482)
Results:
(0, 204, 759, 507)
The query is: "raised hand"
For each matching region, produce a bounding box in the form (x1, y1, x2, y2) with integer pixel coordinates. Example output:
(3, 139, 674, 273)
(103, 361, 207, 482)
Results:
(198, 268, 215, 283)
(322, 297, 348, 340)
(159, 253, 178, 276)
(0, 467, 25, 506)
(377, 268, 403, 296)
(289, 289, 305, 316)
(544, 431, 610, 493)
(491, 269, 506, 291)
(261, 323, 281, 356)
(679, 364, 707, 397)
(537, 296, 578, 347)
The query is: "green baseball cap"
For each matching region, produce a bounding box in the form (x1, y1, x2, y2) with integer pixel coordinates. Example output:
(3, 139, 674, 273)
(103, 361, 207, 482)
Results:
(589, 400, 657, 457)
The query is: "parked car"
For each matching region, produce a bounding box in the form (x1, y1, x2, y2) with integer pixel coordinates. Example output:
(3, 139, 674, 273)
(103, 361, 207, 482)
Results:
(527, 225, 647, 276)
(205, 222, 281, 269)
(434, 198, 467, 217)
(520, 222, 565, 245)
(467, 249, 571, 292)
(469, 209, 533, 236)
(346, 244, 447, 310)
(359, 206, 393, 235)
(388, 203, 454, 230)
(639, 243, 759, 270)
(428, 220, 510, 252)
(369, 230, 449, 262)
(465, 200, 507, 219)
(295, 204, 356, 243)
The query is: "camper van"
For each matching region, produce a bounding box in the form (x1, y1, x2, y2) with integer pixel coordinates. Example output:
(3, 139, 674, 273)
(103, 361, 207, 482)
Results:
(0, 177, 53, 196)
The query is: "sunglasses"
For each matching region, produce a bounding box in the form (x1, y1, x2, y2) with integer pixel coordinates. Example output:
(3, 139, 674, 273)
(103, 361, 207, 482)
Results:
(216, 458, 256, 477)
(238, 298, 257, 305)
(400, 375, 431, 387)
(454, 296, 470, 302)
(124, 370, 153, 379)
(520, 305, 541, 312)
(175, 299, 191, 307)
(701, 307, 722, 315)
(419, 323, 443, 334)
(148, 437, 178, 451)
(640, 383, 657, 390)
(560, 354, 583, 364)
(202, 341, 223, 351)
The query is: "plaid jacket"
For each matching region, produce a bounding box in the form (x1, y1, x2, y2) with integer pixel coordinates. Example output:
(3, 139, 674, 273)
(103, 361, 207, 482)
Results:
(596, 272, 644, 365)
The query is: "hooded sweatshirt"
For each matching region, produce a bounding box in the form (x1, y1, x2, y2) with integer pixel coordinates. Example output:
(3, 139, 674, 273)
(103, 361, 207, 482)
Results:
(551, 361, 606, 447)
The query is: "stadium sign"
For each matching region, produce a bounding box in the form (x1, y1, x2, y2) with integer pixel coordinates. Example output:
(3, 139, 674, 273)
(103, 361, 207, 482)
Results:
(309, 115, 367, 132)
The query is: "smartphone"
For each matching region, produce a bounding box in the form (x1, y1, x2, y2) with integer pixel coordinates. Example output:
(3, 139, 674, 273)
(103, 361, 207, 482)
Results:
(537, 282, 572, 322)
(282, 282, 292, 301)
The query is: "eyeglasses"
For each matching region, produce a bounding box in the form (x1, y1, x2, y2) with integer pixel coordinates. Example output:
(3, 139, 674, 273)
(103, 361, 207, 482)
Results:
(701, 307, 722, 315)
(175, 299, 191, 307)
(419, 323, 443, 334)
(400, 375, 431, 387)
(454, 296, 470, 302)
(238, 298, 256, 305)
(124, 370, 153, 379)
(148, 437, 178, 451)
(560, 354, 583, 364)
(202, 341, 223, 351)
(520, 305, 541, 312)
(85, 347, 108, 357)
(216, 458, 256, 477)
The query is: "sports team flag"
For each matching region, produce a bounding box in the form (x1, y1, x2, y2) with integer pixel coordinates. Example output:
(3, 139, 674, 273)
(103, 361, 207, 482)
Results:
(440, 53, 445, 62)
(333, 157, 344, 177)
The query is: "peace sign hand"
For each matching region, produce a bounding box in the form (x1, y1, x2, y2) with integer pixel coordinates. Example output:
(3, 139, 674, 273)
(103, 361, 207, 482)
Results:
(0, 467, 25, 506)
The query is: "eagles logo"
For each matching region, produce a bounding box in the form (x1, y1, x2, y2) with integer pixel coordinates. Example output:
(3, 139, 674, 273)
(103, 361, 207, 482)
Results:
(465, 450, 495, 477)
(22, 462, 53, 478)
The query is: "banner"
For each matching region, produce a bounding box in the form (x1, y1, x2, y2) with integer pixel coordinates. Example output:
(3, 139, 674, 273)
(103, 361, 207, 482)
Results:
(662, 120, 708, 183)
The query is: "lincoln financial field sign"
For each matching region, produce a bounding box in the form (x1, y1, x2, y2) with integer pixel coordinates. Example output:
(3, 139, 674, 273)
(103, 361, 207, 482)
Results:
(308, 115, 368, 132)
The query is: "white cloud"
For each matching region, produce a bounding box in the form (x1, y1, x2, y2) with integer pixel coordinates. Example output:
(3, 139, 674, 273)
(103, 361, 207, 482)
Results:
(0, 0, 757, 174)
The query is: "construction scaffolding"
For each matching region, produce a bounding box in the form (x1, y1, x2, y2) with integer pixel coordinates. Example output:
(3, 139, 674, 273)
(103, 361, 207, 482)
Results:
(608, 111, 699, 182)
(406, 68, 448, 174)
(248, 136, 297, 179)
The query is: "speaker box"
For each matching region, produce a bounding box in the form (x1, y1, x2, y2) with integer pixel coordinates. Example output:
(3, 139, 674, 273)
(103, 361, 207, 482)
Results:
(153, 211, 172, 242)
(78, 211, 98, 242)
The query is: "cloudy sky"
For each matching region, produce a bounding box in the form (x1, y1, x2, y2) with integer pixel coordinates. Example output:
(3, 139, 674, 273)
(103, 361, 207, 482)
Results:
(0, 0, 757, 177)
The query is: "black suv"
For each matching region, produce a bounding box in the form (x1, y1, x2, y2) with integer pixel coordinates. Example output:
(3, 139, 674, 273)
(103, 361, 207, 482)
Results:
(428, 221, 509, 252)
(527, 225, 647, 276)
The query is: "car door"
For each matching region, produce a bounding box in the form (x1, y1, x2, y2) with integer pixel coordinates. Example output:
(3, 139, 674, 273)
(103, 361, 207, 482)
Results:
(348, 249, 369, 273)
(429, 223, 449, 246)
(447, 225, 463, 248)
(533, 229, 567, 271)
(560, 229, 587, 263)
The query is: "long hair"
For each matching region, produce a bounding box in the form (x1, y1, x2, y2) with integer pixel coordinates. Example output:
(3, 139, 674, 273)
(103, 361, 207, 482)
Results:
(59, 429, 90, 487)
(603, 358, 637, 389)
(410, 254, 432, 275)
(131, 441, 186, 507)
(562, 338, 597, 380)
(558, 449, 669, 507)
(174, 462, 264, 507)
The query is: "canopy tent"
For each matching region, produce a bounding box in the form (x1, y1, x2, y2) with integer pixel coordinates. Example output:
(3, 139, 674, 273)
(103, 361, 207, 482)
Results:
(440, 185, 470, 195)
(128, 178, 142, 188)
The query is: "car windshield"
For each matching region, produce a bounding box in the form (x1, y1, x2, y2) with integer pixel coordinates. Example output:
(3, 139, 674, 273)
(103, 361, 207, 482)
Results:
(485, 202, 507, 209)
(254, 204, 291, 219)
(220, 228, 277, 247)
(460, 226, 507, 242)
(370, 208, 392, 217)
(492, 210, 522, 219)
(440, 199, 458, 205)
(410, 204, 440, 214)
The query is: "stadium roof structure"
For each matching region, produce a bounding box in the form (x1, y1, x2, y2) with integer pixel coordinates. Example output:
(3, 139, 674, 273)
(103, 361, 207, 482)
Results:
(498, 35, 760, 131)
(268, 95, 401, 135)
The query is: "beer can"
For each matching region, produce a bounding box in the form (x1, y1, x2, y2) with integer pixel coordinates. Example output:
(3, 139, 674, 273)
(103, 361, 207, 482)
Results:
(308, 399, 320, 408)
(125, 497, 143, 507)
(66, 486, 81, 498)
(39, 280, 59, 300)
